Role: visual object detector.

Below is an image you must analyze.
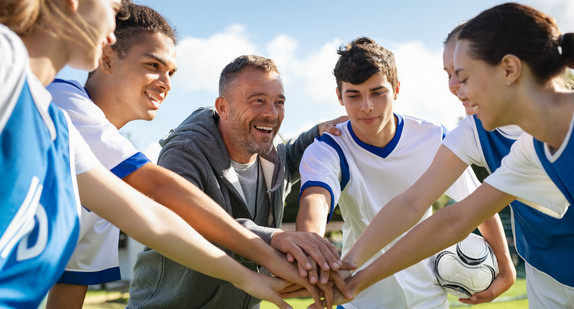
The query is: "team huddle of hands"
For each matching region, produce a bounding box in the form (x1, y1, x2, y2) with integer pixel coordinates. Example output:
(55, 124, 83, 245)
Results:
(264, 230, 357, 308)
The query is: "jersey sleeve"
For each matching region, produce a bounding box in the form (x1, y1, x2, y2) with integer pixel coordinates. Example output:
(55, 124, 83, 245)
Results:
(442, 116, 484, 167)
(67, 115, 99, 175)
(0, 25, 27, 133)
(47, 81, 149, 176)
(299, 136, 343, 219)
(484, 134, 570, 218)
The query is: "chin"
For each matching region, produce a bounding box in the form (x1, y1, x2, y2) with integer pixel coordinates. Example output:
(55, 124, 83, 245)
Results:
(464, 107, 478, 116)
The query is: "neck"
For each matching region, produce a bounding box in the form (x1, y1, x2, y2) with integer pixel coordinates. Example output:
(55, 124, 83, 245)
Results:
(354, 114, 398, 148)
(85, 74, 128, 129)
(21, 30, 67, 86)
(512, 84, 574, 149)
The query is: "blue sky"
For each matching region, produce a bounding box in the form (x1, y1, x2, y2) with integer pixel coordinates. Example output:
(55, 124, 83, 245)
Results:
(57, 0, 574, 161)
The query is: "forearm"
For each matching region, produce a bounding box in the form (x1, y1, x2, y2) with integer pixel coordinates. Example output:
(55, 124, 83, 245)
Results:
(348, 184, 514, 295)
(296, 187, 331, 236)
(126, 164, 279, 266)
(349, 205, 467, 295)
(344, 146, 470, 267)
(477, 214, 515, 278)
(78, 166, 258, 286)
(343, 193, 428, 268)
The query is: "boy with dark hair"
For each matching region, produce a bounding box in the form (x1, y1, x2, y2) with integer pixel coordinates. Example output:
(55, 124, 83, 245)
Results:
(296, 37, 507, 308)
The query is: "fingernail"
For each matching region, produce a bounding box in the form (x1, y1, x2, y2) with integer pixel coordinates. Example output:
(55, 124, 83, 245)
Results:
(306, 262, 313, 269)
(323, 263, 330, 270)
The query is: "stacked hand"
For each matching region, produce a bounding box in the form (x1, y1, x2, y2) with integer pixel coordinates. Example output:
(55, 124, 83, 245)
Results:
(268, 231, 357, 308)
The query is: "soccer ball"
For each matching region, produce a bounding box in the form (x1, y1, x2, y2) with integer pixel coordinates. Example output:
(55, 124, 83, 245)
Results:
(434, 233, 498, 298)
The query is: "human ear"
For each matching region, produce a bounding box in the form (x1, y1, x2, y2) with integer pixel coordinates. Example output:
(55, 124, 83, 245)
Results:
(394, 81, 401, 100)
(336, 87, 344, 106)
(215, 97, 228, 120)
(500, 54, 522, 85)
(100, 45, 115, 73)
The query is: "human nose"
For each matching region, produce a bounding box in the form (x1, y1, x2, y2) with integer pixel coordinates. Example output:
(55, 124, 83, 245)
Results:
(449, 75, 461, 96)
(262, 102, 279, 119)
(456, 83, 466, 100)
(361, 97, 374, 113)
(157, 72, 172, 92)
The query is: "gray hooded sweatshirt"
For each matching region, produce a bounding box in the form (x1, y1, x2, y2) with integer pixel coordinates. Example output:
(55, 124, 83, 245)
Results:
(128, 107, 319, 309)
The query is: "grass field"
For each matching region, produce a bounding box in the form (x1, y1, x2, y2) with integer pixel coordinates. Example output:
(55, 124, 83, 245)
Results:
(84, 278, 528, 309)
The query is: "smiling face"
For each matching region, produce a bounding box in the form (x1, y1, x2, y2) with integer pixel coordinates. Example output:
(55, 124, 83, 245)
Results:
(454, 39, 513, 131)
(218, 68, 285, 163)
(68, 0, 123, 71)
(105, 32, 176, 126)
(338, 72, 398, 147)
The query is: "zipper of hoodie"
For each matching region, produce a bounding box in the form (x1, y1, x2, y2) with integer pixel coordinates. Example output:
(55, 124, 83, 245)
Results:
(218, 173, 254, 220)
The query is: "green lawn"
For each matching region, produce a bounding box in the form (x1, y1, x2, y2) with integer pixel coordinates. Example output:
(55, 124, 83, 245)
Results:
(84, 278, 528, 309)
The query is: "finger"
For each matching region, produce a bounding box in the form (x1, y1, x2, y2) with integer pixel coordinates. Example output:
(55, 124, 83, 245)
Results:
(459, 288, 492, 305)
(268, 293, 294, 309)
(318, 282, 334, 308)
(301, 237, 334, 271)
(298, 261, 309, 278)
(307, 259, 319, 284)
(287, 243, 314, 272)
(339, 260, 357, 271)
(326, 126, 341, 136)
(330, 271, 352, 300)
(279, 284, 306, 295)
(280, 288, 310, 299)
(286, 252, 295, 263)
(319, 267, 330, 285)
(305, 282, 323, 309)
(316, 238, 342, 270)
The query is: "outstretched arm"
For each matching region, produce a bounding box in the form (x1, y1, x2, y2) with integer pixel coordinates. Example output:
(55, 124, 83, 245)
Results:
(124, 163, 308, 282)
(343, 146, 469, 268)
(345, 184, 515, 302)
(77, 165, 300, 309)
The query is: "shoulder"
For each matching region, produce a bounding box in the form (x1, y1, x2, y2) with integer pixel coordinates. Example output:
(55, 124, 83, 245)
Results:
(0, 25, 29, 131)
(47, 79, 91, 109)
(47, 79, 87, 97)
(400, 114, 447, 137)
(0, 25, 27, 75)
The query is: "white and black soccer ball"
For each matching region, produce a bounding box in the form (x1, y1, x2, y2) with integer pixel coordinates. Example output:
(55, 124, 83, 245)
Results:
(434, 233, 498, 298)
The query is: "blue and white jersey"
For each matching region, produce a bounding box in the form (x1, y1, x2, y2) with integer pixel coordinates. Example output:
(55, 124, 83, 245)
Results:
(0, 25, 97, 307)
(444, 115, 574, 287)
(300, 115, 479, 309)
(47, 79, 150, 285)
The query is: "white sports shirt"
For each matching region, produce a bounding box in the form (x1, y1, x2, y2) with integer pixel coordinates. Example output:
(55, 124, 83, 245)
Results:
(484, 116, 573, 219)
(47, 79, 150, 285)
(300, 114, 480, 309)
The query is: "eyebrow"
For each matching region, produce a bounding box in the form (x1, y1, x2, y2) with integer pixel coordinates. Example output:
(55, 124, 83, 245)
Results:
(344, 86, 386, 93)
(248, 92, 286, 100)
(144, 53, 178, 72)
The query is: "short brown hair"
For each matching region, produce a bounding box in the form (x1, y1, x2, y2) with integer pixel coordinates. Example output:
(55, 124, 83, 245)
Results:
(218, 55, 279, 97)
(333, 37, 398, 93)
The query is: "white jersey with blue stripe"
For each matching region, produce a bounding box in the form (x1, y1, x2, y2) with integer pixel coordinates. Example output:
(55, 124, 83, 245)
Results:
(485, 131, 571, 219)
(444, 115, 574, 288)
(47, 79, 150, 285)
(0, 25, 97, 307)
(300, 114, 479, 309)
